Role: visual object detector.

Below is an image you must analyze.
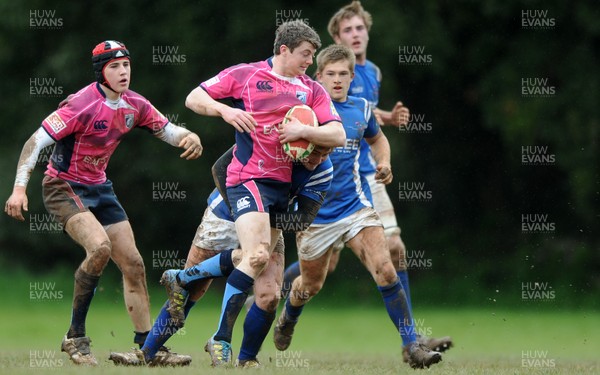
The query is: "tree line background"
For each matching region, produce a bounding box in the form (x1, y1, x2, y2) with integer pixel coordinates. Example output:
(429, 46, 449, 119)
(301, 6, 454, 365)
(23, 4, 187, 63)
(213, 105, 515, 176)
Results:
(0, 0, 598, 308)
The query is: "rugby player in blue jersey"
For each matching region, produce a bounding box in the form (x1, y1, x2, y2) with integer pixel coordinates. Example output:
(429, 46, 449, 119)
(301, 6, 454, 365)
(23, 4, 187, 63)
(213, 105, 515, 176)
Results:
(109, 146, 333, 367)
(273, 44, 442, 369)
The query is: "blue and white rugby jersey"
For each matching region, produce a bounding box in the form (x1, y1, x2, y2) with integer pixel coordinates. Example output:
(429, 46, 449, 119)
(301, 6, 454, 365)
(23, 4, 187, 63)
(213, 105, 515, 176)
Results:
(207, 158, 333, 222)
(349, 60, 382, 177)
(312, 96, 380, 224)
(290, 158, 333, 205)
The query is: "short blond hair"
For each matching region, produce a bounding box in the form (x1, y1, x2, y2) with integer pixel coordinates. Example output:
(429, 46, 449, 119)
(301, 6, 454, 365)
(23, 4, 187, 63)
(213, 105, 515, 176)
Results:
(327, 1, 373, 39)
(316, 44, 356, 74)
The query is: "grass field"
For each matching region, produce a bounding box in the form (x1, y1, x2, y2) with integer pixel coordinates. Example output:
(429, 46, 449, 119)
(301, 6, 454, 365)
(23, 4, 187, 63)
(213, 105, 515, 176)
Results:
(0, 269, 597, 374)
(1, 282, 598, 375)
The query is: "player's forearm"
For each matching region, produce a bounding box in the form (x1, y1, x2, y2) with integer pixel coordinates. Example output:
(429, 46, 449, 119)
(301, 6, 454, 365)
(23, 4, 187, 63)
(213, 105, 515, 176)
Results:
(374, 108, 394, 126)
(368, 132, 391, 167)
(270, 196, 322, 233)
(185, 86, 228, 118)
(154, 123, 192, 146)
(14, 128, 55, 189)
(211, 145, 235, 205)
(302, 121, 346, 148)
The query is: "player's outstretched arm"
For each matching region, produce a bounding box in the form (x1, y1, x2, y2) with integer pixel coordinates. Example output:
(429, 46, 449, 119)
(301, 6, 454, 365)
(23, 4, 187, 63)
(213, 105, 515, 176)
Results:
(5, 128, 55, 221)
(279, 119, 346, 148)
(154, 123, 202, 160)
(366, 130, 393, 185)
(185, 87, 256, 133)
(374, 101, 409, 127)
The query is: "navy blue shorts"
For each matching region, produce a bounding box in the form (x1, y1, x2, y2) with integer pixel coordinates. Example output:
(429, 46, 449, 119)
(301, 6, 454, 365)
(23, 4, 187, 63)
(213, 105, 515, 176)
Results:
(227, 179, 290, 221)
(42, 176, 128, 226)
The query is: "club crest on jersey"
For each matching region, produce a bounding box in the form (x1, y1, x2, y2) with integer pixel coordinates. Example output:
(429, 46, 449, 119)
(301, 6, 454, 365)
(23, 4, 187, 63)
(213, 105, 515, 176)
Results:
(237, 196, 251, 211)
(295, 91, 307, 104)
(124, 113, 134, 129)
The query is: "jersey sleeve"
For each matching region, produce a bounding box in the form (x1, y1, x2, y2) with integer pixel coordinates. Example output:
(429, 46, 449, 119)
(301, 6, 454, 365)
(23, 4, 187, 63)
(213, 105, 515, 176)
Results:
(297, 158, 333, 204)
(200, 63, 249, 100)
(373, 63, 382, 87)
(136, 100, 169, 133)
(310, 82, 342, 125)
(41, 105, 80, 141)
(361, 98, 380, 139)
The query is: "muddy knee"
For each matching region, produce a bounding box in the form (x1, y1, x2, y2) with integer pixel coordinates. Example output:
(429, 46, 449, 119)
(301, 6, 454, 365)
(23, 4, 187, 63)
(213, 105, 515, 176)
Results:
(374, 263, 398, 286)
(249, 246, 270, 271)
(122, 253, 146, 280)
(388, 235, 406, 270)
(297, 279, 324, 301)
(84, 240, 112, 274)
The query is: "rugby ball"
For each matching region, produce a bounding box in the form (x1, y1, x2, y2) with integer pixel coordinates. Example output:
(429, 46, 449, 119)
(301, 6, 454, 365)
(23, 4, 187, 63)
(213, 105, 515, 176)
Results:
(282, 105, 318, 161)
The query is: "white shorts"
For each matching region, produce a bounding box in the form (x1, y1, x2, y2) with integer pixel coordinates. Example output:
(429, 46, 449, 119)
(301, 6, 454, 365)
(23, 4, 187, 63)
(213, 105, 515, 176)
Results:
(193, 207, 239, 251)
(296, 207, 382, 261)
(193, 207, 285, 254)
(366, 173, 401, 237)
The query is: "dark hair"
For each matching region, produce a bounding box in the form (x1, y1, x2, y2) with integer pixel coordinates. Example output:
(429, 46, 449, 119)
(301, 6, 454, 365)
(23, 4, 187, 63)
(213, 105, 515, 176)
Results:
(273, 20, 321, 55)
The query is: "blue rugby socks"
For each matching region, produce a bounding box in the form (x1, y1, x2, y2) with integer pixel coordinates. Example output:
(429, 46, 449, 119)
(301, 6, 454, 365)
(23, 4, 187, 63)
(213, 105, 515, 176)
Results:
(178, 249, 235, 286)
(213, 269, 255, 342)
(396, 270, 413, 314)
(281, 261, 301, 299)
(142, 299, 196, 361)
(238, 303, 275, 361)
(284, 297, 304, 321)
(378, 279, 416, 346)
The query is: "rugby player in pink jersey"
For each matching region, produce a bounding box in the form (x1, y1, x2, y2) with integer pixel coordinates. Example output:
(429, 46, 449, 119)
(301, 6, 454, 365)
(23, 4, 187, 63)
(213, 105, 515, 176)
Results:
(181, 20, 345, 366)
(4, 40, 201, 366)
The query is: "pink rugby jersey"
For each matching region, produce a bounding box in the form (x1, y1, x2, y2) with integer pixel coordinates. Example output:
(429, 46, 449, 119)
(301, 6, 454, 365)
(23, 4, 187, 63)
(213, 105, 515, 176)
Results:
(41, 83, 168, 185)
(200, 58, 340, 187)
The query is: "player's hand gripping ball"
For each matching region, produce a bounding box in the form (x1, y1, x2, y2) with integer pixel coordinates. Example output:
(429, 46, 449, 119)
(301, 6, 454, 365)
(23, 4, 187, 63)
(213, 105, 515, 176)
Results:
(282, 105, 318, 161)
